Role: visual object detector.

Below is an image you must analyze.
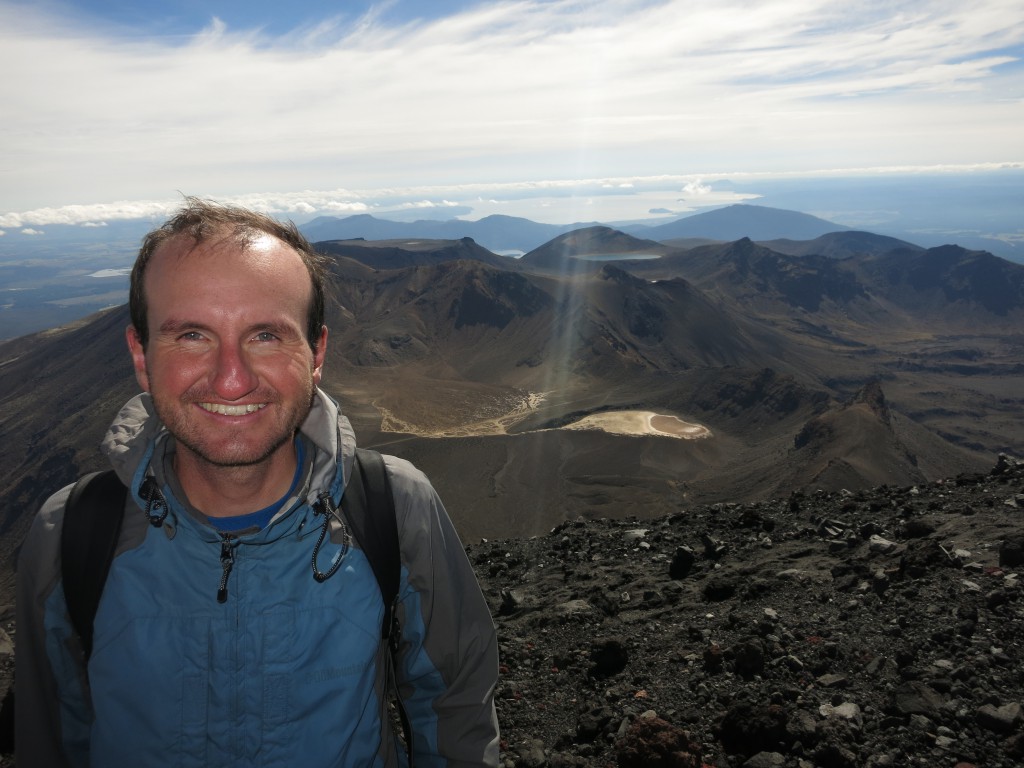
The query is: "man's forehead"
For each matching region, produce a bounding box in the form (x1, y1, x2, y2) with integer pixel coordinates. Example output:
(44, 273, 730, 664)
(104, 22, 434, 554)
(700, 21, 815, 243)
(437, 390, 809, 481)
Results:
(162, 226, 270, 251)
(152, 229, 301, 266)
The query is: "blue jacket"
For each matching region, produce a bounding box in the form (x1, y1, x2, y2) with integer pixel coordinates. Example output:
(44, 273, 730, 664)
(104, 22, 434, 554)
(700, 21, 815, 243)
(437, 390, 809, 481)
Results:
(16, 391, 500, 767)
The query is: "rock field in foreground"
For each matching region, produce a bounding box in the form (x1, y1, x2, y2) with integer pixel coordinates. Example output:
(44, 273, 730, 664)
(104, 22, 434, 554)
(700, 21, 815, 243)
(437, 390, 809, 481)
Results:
(477, 455, 1024, 768)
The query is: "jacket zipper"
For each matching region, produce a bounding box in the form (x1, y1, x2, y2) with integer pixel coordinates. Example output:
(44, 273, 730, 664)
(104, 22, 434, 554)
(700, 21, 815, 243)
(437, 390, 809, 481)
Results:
(217, 536, 236, 603)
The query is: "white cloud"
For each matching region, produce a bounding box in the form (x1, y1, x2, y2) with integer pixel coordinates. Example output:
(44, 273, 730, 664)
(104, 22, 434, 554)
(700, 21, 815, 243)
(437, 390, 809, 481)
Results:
(0, 200, 181, 229)
(0, 163, 1016, 228)
(20, 228, 44, 236)
(682, 180, 711, 196)
(397, 199, 460, 210)
(0, 0, 1020, 218)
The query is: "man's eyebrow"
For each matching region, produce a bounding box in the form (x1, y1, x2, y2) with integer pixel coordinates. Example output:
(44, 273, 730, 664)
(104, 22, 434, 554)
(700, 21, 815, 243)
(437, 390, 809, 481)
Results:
(247, 321, 303, 338)
(155, 319, 303, 338)
(156, 319, 210, 336)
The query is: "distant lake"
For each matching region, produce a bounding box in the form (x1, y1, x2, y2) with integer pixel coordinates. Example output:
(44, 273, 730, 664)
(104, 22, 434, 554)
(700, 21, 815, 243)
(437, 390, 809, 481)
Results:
(573, 253, 663, 261)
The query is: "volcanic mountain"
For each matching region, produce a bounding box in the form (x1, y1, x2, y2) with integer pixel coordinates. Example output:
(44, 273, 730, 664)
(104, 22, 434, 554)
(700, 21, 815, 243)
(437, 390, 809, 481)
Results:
(760, 230, 924, 259)
(519, 227, 670, 271)
(0, 228, 1022, 609)
(316, 235, 512, 270)
(302, 213, 584, 255)
(632, 203, 851, 242)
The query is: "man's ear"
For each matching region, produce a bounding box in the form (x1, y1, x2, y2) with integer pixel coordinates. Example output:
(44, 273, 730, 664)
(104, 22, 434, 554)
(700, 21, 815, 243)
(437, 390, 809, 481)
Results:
(126, 326, 151, 392)
(312, 325, 328, 386)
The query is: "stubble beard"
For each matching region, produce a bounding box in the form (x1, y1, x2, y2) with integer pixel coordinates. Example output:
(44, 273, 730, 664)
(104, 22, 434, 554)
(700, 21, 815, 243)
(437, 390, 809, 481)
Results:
(151, 382, 317, 470)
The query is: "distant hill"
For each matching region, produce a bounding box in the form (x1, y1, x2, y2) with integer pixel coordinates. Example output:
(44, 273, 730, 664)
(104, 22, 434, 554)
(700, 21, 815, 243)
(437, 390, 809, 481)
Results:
(301, 213, 585, 255)
(859, 245, 1024, 318)
(301, 205, 850, 256)
(759, 230, 923, 259)
(625, 237, 1024, 333)
(626, 204, 851, 241)
(519, 226, 670, 271)
(316, 236, 513, 271)
(639, 237, 869, 314)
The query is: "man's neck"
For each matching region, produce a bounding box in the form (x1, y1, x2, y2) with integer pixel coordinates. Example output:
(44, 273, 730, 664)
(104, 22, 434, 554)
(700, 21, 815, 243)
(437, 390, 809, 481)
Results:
(173, 442, 299, 518)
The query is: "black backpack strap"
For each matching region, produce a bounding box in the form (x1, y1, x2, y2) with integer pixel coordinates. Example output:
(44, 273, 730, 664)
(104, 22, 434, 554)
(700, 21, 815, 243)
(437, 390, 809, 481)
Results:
(342, 449, 400, 642)
(340, 448, 413, 763)
(60, 470, 128, 660)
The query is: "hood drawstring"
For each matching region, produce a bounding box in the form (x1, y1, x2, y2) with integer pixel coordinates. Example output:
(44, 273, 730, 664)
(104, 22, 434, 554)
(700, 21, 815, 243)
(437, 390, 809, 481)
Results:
(311, 491, 349, 583)
(140, 477, 169, 527)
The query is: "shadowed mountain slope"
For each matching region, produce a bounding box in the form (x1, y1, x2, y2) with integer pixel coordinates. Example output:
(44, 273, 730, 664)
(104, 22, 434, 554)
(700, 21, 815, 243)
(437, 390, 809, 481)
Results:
(327, 258, 790, 387)
(859, 245, 1024, 319)
(625, 238, 1024, 334)
(0, 306, 137, 597)
(2, 234, 1021, 607)
(790, 380, 927, 489)
(648, 237, 869, 314)
(759, 230, 924, 258)
(316, 236, 513, 270)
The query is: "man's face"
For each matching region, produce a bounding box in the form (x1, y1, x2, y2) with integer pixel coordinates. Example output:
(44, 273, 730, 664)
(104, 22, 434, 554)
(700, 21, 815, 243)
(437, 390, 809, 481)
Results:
(126, 231, 327, 470)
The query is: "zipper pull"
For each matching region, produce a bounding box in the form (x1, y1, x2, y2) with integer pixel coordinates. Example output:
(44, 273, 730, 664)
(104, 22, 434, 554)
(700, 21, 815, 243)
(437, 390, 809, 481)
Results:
(217, 538, 236, 604)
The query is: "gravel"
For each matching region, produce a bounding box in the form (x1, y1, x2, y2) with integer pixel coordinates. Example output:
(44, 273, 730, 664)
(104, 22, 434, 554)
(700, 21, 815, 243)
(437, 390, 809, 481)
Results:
(478, 454, 1024, 768)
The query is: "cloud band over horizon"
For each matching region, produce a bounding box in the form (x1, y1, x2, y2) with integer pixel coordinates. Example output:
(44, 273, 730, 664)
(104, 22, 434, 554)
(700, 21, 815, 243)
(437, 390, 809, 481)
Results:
(1, 0, 1021, 224)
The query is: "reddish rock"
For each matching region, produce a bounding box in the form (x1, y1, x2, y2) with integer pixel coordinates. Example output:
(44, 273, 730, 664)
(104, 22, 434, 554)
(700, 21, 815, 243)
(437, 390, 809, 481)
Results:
(615, 717, 701, 768)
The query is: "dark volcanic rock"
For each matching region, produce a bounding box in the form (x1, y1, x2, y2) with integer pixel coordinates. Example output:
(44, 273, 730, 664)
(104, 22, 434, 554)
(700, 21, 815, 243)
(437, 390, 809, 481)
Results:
(589, 637, 629, 679)
(485, 455, 1024, 767)
(615, 716, 701, 768)
(1000, 533, 1024, 568)
(716, 702, 790, 757)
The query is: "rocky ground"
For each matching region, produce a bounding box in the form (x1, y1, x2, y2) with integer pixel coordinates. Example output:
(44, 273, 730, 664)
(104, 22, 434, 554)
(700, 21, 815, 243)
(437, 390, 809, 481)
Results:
(0, 456, 1021, 767)
(478, 454, 1024, 768)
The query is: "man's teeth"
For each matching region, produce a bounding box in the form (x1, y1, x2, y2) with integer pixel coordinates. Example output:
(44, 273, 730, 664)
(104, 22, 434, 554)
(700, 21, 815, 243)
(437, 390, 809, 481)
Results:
(199, 403, 267, 416)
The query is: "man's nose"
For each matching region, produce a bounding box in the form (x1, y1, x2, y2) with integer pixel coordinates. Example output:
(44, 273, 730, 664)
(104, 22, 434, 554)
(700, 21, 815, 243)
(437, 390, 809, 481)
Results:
(212, 342, 259, 398)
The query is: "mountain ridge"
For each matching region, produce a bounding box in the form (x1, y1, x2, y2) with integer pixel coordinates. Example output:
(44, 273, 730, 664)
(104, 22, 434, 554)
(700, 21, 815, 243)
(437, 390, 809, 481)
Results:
(299, 204, 853, 256)
(1, 222, 1021, 609)
(5, 202, 1019, 343)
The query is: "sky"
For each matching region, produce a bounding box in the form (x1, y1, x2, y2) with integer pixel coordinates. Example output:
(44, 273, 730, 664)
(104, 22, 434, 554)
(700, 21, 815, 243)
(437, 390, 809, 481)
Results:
(1, 0, 1022, 231)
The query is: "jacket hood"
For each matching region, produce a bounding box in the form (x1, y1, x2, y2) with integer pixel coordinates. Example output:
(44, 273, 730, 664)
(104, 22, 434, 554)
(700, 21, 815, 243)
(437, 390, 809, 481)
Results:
(101, 389, 357, 514)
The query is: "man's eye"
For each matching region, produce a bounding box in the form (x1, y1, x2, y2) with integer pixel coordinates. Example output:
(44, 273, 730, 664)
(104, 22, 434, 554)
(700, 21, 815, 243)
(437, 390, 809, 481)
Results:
(179, 331, 204, 341)
(255, 332, 279, 342)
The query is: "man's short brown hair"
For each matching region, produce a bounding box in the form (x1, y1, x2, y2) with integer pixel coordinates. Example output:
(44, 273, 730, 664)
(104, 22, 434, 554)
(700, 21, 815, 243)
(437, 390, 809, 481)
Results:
(129, 197, 330, 350)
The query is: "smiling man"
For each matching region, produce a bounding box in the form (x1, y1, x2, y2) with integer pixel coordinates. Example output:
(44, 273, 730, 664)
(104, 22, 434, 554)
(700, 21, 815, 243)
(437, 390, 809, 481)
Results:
(16, 198, 500, 767)
(127, 224, 328, 516)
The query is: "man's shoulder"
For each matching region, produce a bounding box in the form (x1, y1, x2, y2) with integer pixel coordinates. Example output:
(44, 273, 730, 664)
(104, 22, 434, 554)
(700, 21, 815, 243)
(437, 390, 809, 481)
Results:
(378, 453, 432, 490)
(24, 472, 132, 558)
(18, 482, 76, 576)
(372, 453, 449, 540)
(35, 482, 77, 528)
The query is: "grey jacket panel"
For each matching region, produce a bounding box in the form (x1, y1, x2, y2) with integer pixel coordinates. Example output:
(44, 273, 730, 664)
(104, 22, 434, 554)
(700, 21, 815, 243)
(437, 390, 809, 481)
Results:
(16, 484, 86, 768)
(389, 455, 500, 764)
